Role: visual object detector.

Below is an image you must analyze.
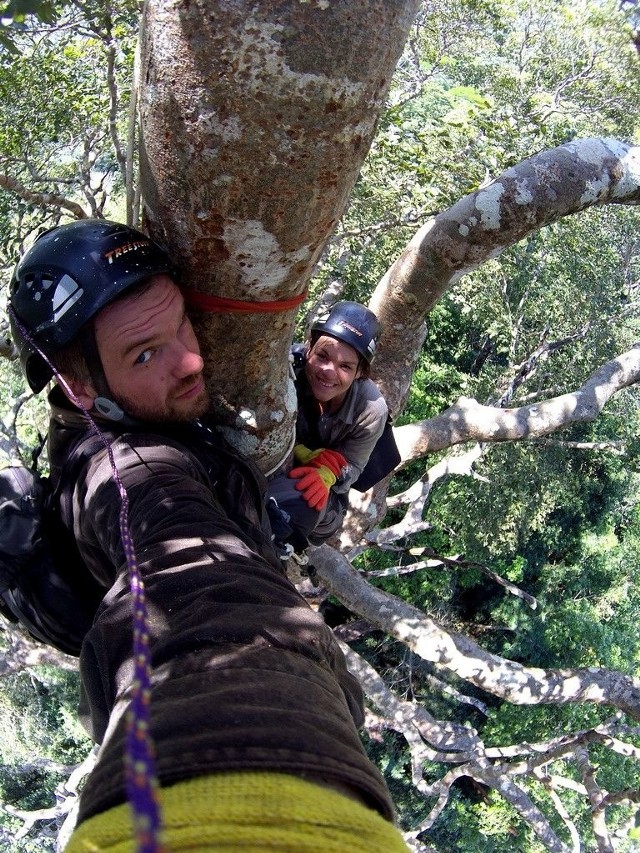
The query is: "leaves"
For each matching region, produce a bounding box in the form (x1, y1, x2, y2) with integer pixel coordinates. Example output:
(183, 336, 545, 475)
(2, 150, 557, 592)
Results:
(0, 0, 60, 54)
(1, 0, 640, 849)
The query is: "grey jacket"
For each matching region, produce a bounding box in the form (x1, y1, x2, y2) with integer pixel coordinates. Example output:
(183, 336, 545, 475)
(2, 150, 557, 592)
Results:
(295, 372, 388, 492)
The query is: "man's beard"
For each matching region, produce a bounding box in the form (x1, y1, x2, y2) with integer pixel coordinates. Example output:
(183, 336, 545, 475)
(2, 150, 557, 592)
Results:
(111, 377, 210, 424)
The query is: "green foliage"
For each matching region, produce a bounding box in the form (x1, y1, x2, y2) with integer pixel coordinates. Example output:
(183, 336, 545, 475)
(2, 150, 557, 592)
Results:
(0, 0, 59, 54)
(1, 0, 640, 849)
(0, 660, 91, 848)
(427, 786, 552, 853)
(0, 0, 138, 262)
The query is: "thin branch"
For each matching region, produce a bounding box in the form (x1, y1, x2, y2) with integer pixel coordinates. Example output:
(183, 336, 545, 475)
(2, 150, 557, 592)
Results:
(106, 42, 127, 184)
(125, 38, 141, 226)
(364, 548, 537, 609)
(0, 174, 87, 219)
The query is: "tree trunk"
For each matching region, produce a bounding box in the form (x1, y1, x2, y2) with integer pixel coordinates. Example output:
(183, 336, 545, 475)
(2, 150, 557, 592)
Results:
(138, 0, 420, 471)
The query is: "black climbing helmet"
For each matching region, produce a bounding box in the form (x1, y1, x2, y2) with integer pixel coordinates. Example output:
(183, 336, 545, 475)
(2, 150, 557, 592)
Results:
(9, 219, 171, 392)
(310, 301, 381, 364)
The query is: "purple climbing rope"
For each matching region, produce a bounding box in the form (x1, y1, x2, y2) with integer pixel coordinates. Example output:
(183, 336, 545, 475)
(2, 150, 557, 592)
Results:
(9, 309, 164, 853)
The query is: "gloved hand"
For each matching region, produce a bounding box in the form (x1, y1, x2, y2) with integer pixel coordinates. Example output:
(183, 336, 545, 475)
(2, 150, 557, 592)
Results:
(293, 444, 320, 465)
(289, 447, 348, 511)
(289, 464, 336, 510)
(293, 445, 347, 476)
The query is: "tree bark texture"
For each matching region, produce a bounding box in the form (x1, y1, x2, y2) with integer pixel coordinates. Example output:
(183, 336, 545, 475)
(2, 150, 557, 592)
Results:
(370, 138, 640, 416)
(138, 0, 420, 470)
(312, 544, 640, 719)
(393, 344, 640, 462)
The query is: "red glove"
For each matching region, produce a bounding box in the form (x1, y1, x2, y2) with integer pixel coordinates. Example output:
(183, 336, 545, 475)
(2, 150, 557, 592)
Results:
(308, 448, 347, 476)
(288, 447, 347, 510)
(289, 465, 335, 510)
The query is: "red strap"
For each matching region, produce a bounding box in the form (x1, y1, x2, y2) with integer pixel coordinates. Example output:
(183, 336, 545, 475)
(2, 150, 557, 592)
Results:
(183, 288, 307, 314)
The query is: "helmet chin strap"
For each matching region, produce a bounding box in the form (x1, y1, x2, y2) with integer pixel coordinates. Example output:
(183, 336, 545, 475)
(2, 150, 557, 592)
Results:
(93, 395, 127, 422)
(80, 323, 137, 426)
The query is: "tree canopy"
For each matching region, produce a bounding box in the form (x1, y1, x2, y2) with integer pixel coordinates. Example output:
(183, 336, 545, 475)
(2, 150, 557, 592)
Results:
(1, 1, 640, 851)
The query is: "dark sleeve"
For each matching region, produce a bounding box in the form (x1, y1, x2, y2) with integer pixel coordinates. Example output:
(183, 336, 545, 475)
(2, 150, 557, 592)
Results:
(74, 436, 366, 739)
(72, 434, 395, 825)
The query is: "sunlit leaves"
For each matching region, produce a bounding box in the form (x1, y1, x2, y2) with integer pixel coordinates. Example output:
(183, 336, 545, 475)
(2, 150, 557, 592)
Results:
(0, 0, 61, 53)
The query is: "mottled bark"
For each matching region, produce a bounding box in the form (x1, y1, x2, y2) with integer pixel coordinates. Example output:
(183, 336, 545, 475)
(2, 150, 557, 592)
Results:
(138, 0, 420, 470)
(312, 544, 640, 719)
(370, 138, 640, 416)
(0, 174, 87, 220)
(393, 343, 640, 462)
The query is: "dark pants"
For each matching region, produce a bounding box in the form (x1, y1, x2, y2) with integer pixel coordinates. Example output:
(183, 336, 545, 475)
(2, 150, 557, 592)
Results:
(266, 473, 348, 549)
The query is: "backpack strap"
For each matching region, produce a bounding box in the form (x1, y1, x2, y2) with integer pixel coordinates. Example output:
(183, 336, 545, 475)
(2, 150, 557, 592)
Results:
(52, 430, 106, 530)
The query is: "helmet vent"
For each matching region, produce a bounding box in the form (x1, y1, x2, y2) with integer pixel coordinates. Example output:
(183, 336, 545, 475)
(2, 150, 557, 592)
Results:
(25, 273, 54, 298)
(53, 274, 84, 322)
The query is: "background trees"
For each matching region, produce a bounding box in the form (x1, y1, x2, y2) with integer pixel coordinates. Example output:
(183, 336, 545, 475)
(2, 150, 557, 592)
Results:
(1, 0, 640, 851)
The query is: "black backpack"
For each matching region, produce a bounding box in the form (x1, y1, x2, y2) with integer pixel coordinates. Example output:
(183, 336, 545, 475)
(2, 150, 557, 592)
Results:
(0, 439, 105, 656)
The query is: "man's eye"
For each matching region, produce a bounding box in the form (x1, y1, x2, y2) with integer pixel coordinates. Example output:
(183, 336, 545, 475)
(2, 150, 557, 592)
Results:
(134, 349, 153, 365)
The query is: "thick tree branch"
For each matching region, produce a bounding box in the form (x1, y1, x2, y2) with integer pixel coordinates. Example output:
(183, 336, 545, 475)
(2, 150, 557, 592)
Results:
(528, 438, 625, 454)
(393, 344, 640, 463)
(0, 173, 87, 220)
(312, 545, 640, 718)
(370, 138, 640, 416)
(345, 632, 640, 852)
(341, 643, 481, 757)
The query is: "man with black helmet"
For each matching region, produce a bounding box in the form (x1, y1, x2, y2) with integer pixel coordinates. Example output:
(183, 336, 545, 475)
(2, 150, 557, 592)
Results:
(8, 220, 409, 852)
(268, 300, 388, 552)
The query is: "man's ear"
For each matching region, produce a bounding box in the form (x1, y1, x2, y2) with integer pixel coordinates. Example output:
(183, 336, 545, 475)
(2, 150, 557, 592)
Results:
(57, 374, 97, 411)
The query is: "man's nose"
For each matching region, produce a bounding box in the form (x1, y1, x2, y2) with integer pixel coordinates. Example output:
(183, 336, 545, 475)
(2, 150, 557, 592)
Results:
(173, 344, 204, 377)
